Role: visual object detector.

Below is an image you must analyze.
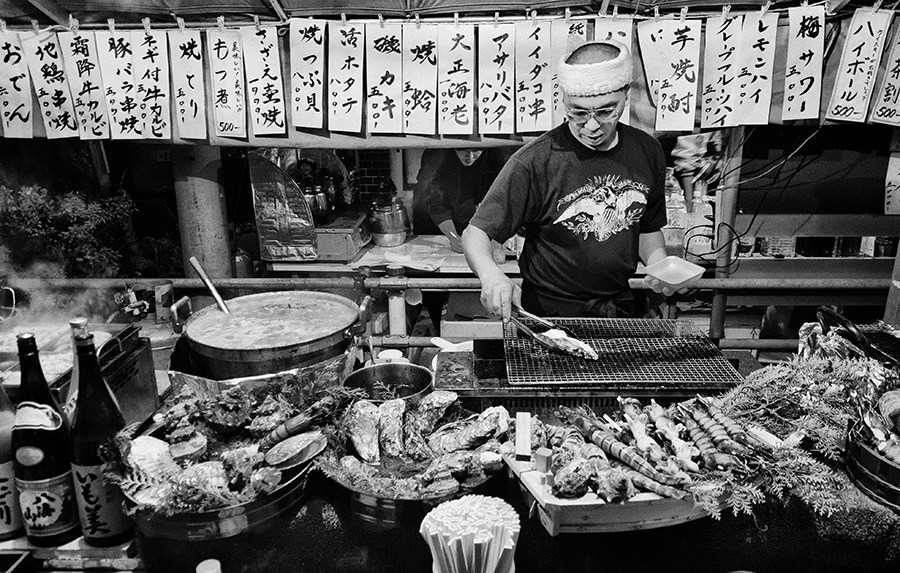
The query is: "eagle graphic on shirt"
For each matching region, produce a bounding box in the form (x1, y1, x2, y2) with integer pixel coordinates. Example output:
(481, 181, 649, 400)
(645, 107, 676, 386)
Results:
(553, 174, 648, 242)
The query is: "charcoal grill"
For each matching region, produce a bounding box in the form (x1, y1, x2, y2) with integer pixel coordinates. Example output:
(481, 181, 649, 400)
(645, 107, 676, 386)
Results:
(503, 318, 742, 391)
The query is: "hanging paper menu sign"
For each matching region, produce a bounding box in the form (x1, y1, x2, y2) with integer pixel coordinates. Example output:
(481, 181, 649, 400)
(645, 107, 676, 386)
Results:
(826, 8, 891, 123)
(95, 30, 142, 139)
(240, 26, 285, 136)
(701, 15, 743, 129)
(402, 23, 438, 134)
(515, 20, 552, 133)
(550, 18, 587, 127)
(885, 151, 900, 214)
(56, 30, 109, 139)
(871, 21, 900, 125)
(328, 21, 364, 133)
(21, 30, 78, 139)
(365, 22, 403, 134)
(477, 22, 515, 134)
(168, 29, 206, 139)
(132, 29, 171, 139)
(733, 12, 779, 125)
(437, 23, 474, 135)
(636, 19, 672, 108)
(592, 17, 634, 125)
(0, 30, 34, 138)
(206, 29, 246, 138)
(289, 18, 325, 129)
(650, 19, 701, 132)
(783, 5, 825, 121)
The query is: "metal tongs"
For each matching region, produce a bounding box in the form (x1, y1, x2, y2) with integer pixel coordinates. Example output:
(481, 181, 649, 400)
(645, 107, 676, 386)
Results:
(514, 307, 580, 339)
(508, 307, 589, 357)
(508, 310, 560, 353)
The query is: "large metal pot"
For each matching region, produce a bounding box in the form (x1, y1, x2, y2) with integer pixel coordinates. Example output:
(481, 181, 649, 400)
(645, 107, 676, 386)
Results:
(172, 291, 367, 380)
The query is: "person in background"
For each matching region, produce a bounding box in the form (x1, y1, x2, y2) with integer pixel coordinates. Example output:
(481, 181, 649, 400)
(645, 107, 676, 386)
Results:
(462, 40, 680, 321)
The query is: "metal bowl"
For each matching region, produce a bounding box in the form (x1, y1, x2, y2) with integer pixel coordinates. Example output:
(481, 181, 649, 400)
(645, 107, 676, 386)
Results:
(371, 231, 407, 247)
(342, 362, 433, 404)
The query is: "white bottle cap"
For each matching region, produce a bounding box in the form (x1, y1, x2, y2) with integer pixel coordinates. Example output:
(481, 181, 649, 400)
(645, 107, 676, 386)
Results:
(196, 559, 222, 573)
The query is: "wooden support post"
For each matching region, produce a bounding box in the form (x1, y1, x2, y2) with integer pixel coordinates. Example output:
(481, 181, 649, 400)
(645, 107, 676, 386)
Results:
(885, 250, 900, 326)
(171, 145, 233, 279)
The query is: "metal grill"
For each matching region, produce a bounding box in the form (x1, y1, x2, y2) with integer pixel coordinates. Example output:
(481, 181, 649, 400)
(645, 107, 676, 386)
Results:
(504, 318, 742, 388)
(859, 325, 900, 365)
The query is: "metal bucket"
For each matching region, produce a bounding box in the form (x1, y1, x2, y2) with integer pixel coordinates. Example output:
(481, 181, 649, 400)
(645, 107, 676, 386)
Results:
(342, 362, 434, 404)
(172, 291, 367, 380)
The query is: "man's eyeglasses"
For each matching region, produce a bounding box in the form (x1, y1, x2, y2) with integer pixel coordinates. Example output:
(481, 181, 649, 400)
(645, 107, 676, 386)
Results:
(565, 105, 621, 124)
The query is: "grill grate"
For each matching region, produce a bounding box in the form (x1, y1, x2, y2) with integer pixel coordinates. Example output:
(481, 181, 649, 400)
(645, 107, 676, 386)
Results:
(504, 318, 742, 387)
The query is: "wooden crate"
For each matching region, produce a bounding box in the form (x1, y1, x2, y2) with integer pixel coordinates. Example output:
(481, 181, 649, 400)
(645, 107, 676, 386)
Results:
(504, 454, 708, 536)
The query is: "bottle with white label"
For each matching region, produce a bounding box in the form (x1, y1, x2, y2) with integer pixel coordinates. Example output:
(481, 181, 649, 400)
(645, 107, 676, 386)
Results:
(12, 333, 81, 547)
(70, 333, 132, 547)
(0, 382, 23, 540)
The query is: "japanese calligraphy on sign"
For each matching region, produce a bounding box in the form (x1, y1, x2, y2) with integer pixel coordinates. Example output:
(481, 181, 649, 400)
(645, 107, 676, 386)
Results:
(57, 31, 109, 139)
(734, 12, 779, 125)
(132, 30, 171, 139)
(515, 20, 552, 133)
(872, 25, 900, 126)
(592, 17, 634, 125)
(827, 8, 892, 123)
(885, 151, 900, 214)
(365, 22, 403, 134)
(783, 5, 824, 121)
(21, 30, 78, 139)
(0, 30, 33, 138)
(402, 23, 438, 134)
(95, 30, 142, 139)
(437, 23, 474, 135)
(289, 18, 325, 129)
(328, 21, 365, 133)
(636, 20, 672, 108)
(550, 19, 588, 127)
(701, 15, 743, 129)
(641, 19, 701, 132)
(167, 29, 206, 139)
(477, 22, 515, 134)
(240, 26, 285, 136)
(206, 29, 246, 138)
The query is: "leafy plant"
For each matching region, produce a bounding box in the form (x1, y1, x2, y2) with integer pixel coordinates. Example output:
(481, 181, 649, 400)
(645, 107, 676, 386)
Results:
(0, 185, 136, 278)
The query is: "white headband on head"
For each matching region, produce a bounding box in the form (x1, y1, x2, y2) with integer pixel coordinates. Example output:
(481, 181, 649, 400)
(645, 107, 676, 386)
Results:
(558, 40, 632, 97)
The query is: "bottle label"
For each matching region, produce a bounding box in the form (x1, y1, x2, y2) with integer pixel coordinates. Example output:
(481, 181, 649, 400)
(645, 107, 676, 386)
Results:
(0, 461, 23, 537)
(14, 402, 63, 431)
(16, 471, 80, 539)
(71, 464, 131, 539)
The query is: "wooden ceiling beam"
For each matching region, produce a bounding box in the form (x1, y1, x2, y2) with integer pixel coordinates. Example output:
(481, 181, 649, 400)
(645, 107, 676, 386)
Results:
(26, 0, 67, 25)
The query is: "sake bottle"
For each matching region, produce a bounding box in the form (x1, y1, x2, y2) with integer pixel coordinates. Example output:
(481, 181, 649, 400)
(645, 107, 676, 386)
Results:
(0, 382, 23, 540)
(12, 333, 81, 547)
(70, 333, 133, 547)
(63, 318, 89, 423)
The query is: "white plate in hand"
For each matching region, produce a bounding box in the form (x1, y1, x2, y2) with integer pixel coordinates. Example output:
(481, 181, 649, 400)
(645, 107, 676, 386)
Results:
(643, 256, 704, 290)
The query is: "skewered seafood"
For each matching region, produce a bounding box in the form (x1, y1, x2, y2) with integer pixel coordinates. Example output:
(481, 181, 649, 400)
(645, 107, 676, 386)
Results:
(645, 400, 700, 473)
(578, 443, 634, 502)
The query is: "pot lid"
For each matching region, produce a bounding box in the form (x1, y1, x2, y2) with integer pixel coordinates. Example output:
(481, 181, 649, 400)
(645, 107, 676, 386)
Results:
(185, 291, 358, 351)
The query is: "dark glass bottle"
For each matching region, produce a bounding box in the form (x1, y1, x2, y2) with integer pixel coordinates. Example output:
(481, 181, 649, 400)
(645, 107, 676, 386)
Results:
(70, 333, 133, 547)
(0, 383, 24, 540)
(12, 333, 81, 547)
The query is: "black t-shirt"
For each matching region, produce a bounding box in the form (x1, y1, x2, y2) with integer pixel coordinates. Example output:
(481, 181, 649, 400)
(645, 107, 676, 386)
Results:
(470, 123, 667, 304)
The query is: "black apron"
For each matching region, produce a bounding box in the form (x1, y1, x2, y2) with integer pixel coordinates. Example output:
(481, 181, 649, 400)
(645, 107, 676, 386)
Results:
(520, 282, 637, 318)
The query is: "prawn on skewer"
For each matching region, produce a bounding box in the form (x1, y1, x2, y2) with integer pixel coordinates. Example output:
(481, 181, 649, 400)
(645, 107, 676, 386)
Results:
(680, 414, 740, 471)
(683, 402, 752, 458)
(696, 396, 772, 454)
(645, 400, 701, 473)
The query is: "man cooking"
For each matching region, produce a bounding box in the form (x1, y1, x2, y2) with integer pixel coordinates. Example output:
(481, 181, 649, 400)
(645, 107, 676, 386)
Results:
(462, 40, 678, 321)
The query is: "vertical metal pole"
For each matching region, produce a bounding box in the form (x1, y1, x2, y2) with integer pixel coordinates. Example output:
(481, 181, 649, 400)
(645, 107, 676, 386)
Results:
(172, 145, 233, 278)
(709, 126, 745, 342)
(885, 248, 900, 326)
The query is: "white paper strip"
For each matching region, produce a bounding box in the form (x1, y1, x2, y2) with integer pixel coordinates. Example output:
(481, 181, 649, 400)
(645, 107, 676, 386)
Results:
(515, 20, 553, 133)
(636, 19, 672, 108)
(57, 31, 109, 139)
(402, 23, 438, 134)
(94, 31, 143, 139)
(478, 22, 515, 134)
(328, 21, 365, 133)
(647, 19, 701, 132)
(783, 5, 825, 121)
(21, 30, 78, 139)
(593, 16, 634, 125)
(885, 152, 900, 214)
(734, 12, 779, 126)
(701, 15, 743, 129)
(365, 22, 403, 134)
(168, 29, 207, 139)
(550, 19, 588, 126)
(871, 22, 900, 126)
(289, 18, 326, 129)
(437, 23, 475, 135)
(206, 29, 246, 138)
(240, 26, 286, 136)
(826, 7, 892, 123)
(0, 30, 34, 138)
(132, 30, 171, 139)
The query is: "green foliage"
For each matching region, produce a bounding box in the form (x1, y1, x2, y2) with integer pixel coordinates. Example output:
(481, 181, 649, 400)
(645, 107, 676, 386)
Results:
(0, 185, 135, 277)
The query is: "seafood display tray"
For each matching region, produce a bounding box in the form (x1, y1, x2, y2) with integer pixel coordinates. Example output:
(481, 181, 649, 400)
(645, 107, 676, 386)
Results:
(503, 454, 707, 536)
(503, 318, 741, 388)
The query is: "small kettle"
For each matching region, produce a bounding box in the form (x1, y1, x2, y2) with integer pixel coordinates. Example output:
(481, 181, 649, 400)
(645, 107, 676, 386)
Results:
(368, 197, 410, 247)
